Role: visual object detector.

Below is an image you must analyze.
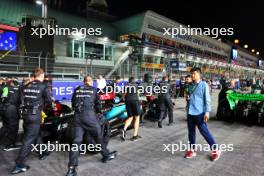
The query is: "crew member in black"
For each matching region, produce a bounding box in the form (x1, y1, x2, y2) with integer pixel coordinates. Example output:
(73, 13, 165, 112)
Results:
(120, 77, 142, 141)
(184, 75, 194, 114)
(11, 68, 53, 175)
(0, 78, 5, 115)
(0, 78, 7, 143)
(157, 76, 174, 128)
(180, 77, 186, 97)
(66, 75, 117, 176)
(1, 78, 21, 151)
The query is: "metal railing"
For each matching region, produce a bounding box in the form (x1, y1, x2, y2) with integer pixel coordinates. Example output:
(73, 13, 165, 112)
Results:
(0, 53, 84, 79)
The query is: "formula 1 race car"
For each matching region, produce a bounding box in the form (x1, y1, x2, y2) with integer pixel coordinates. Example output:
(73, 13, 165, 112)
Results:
(216, 89, 264, 126)
(99, 92, 128, 135)
(64, 92, 129, 150)
(42, 92, 129, 144)
(41, 101, 73, 143)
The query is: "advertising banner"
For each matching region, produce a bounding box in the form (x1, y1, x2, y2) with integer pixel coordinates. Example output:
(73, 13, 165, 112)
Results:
(52, 80, 128, 101)
(52, 81, 83, 101)
(141, 62, 164, 69)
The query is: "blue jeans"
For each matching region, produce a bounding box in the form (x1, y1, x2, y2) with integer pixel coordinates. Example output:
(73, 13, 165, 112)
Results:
(187, 113, 217, 150)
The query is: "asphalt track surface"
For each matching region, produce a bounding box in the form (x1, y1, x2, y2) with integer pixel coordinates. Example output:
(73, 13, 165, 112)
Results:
(0, 90, 264, 176)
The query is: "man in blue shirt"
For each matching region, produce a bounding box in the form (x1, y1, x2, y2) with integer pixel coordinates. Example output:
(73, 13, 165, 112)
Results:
(185, 67, 221, 161)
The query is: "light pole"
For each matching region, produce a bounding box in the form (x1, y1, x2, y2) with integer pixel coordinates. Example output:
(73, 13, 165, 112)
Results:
(90, 57, 94, 76)
(85, 57, 88, 76)
(36, 0, 48, 18)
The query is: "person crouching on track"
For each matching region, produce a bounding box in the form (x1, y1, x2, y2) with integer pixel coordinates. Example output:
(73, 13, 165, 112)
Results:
(120, 77, 142, 141)
(66, 75, 117, 176)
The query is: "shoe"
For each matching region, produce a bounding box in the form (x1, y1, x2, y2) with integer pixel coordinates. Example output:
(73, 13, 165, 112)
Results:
(3, 144, 21, 151)
(184, 150, 197, 159)
(102, 151, 117, 163)
(167, 122, 174, 126)
(65, 166, 77, 176)
(211, 150, 221, 161)
(120, 129, 126, 141)
(158, 121, 162, 128)
(39, 151, 50, 160)
(10, 164, 30, 175)
(130, 135, 142, 141)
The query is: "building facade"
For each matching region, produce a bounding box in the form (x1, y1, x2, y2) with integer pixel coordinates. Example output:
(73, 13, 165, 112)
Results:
(0, 0, 263, 80)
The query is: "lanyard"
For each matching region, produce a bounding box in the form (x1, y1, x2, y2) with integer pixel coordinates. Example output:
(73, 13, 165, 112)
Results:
(190, 81, 202, 96)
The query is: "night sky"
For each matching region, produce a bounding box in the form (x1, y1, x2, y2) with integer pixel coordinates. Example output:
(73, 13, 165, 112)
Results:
(106, 0, 263, 57)
(20, 0, 263, 58)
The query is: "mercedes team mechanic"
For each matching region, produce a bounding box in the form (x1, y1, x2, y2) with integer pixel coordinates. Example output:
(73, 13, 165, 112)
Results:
(11, 68, 53, 175)
(66, 75, 117, 176)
